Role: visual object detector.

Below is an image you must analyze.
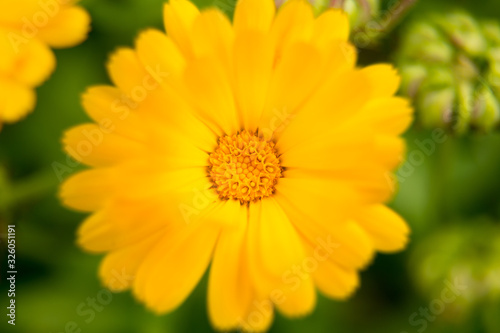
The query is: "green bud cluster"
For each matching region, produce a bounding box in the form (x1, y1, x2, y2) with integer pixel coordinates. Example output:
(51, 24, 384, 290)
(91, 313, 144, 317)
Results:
(397, 10, 500, 133)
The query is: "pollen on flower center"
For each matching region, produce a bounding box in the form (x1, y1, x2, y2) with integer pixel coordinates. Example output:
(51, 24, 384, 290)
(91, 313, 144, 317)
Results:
(208, 130, 282, 203)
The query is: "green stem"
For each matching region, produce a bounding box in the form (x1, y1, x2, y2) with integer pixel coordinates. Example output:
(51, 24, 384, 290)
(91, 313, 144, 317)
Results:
(352, 0, 419, 47)
(381, 0, 418, 32)
(0, 168, 57, 213)
(357, 0, 372, 22)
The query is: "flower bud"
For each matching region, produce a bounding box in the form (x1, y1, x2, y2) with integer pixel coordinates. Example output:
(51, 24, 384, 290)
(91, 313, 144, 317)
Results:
(417, 88, 455, 129)
(455, 53, 480, 81)
(436, 11, 487, 57)
(488, 48, 500, 98)
(416, 67, 455, 128)
(455, 80, 474, 134)
(482, 21, 500, 47)
(422, 66, 455, 90)
(399, 64, 427, 98)
(471, 84, 500, 132)
(400, 22, 454, 64)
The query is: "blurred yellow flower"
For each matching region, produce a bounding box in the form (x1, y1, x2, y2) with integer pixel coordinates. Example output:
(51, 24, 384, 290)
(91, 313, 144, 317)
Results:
(0, 0, 90, 130)
(60, 0, 413, 331)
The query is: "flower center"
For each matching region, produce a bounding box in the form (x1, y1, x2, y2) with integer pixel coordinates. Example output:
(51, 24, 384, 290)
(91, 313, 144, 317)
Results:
(208, 130, 282, 203)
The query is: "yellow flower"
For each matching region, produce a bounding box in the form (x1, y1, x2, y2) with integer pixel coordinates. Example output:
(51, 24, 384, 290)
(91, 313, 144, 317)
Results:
(60, 0, 413, 331)
(0, 0, 90, 130)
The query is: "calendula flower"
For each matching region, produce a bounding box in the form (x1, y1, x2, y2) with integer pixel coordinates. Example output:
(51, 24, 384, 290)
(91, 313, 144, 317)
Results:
(61, 0, 412, 331)
(0, 0, 90, 130)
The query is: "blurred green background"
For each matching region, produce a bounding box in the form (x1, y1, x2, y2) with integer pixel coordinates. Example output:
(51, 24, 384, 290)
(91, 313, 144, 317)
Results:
(1, 0, 500, 332)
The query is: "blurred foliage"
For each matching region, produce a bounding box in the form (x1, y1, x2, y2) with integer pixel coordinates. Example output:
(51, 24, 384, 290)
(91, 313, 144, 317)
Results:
(1, 0, 500, 333)
(409, 220, 500, 330)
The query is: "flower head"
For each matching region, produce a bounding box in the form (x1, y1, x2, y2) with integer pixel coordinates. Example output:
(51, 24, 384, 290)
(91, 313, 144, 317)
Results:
(209, 130, 283, 202)
(0, 0, 90, 130)
(61, 0, 413, 331)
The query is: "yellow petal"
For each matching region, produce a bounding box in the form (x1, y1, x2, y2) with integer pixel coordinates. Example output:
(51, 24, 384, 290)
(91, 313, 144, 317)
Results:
(361, 64, 401, 99)
(276, 195, 374, 270)
(299, 219, 360, 300)
(327, 222, 374, 270)
(331, 164, 394, 204)
(354, 97, 414, 136)
(247, 199, 316, 317)
(234, 0, 276, 33)
(275, 273, 316, 318)
(63, 124, 147, 167)
(239, 296, 275, 332)
(135, 29, 186, 82)
(61, 165, 210, 212)
(81, 85, 217, 153)
(63, 121, 209, 170)
(280, 124, 374, 171)
(270, 0, 314, 57)
(76, 181, 217, 253)
(163, 0, 200, 56)
(0, 0, 40, 24)
(247, 200, 305, 291)
(183, 57, 239, 135)
(281, 163, 393, 207)
(0, 79, 36, 123)
(258, 42, 322, 140)
(134, 202, 239, 314)
(208, 202, 253, 330)
(136, 29, 220, 150)
(107, 48, 149, 98)
(107, 47, 184, 116)
(313, 259, 359, 299)
(276, 69, 367, 152)
(81, 85, 151, 142)
(60, 168, 116, 212)
(374, 135, 406, 170)
(0, 29, 16, 73)
(233, 31, 274, 131)
(282, 118, 404, 173)
(37, 6, 90, 48)
(312, 9, 350, 48)
(11, 38, 55, 86)
(356, 205, 410, 253)
(260, 40, 356, 142)
(99, 231, 165, 292)
(76, 210, 111, 252)
(106, 48, 217, 151)
(281, 113, 405, 179)
(190, 9, 234, 62)
(77, 200, 169, 253)
(275, 175, 362, 224)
